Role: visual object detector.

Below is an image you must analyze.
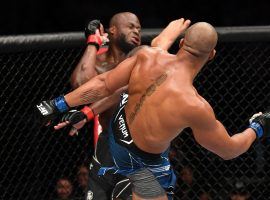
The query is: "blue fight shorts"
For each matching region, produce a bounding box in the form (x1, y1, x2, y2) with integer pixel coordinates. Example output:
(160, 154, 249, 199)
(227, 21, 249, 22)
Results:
(98, 93, 176, 199)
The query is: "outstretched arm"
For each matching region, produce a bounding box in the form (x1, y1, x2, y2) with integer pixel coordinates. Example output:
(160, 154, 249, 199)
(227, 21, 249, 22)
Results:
(35, 52, 138, 125)
(65, 54, 137, 107)
(188, 98, 256, 160)
(151, 18, 191, 51)
(90, 85, 128, 114)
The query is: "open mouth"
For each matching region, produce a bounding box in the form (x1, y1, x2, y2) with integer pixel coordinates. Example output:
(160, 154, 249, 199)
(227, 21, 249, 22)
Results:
(131, 36, 140, 45)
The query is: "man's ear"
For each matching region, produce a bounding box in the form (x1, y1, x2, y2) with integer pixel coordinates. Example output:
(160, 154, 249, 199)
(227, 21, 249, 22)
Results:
(208, 49, 216, 60)
(179, 38, 184, 48)
(109, 26, 116, 35)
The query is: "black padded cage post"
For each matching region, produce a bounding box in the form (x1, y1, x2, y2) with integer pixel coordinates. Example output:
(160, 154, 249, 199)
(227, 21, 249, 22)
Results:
(0, 26, 270, 200)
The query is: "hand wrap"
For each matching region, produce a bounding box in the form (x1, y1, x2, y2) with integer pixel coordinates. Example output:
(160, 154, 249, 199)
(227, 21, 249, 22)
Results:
(249, 110, 270, 139)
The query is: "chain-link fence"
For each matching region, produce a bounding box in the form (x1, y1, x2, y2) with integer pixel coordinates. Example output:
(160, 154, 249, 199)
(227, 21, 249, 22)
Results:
(0, 28, 270, 200)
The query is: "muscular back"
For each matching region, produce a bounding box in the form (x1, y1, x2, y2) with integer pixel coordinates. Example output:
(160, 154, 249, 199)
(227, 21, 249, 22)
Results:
(125, 47, 205, 153)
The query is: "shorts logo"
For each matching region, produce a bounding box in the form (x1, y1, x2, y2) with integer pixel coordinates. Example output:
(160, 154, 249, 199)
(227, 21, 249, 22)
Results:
(87, 190, 93, 200)
(118, 114, 129, 138)
(120, 93, 128, 106)
(118, 114, 133, 145)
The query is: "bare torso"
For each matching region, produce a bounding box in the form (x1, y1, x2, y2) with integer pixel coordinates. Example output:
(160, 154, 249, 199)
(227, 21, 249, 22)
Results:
(125, 47, 207, 154)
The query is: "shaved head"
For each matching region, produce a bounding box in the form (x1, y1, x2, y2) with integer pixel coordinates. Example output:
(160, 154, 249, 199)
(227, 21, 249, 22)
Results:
(109, 12, 139, 28)
(183, 22, 218, 57)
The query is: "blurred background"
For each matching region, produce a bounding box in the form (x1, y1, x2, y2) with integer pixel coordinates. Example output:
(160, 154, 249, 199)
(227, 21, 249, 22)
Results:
(1, 0, 270, 35)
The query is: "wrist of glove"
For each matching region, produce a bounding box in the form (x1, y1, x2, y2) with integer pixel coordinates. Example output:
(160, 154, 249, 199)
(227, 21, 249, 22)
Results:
(35, 95, 69, 125)
(85, 19, 103, 50)
(87, 35, 103, 50)
(81, 106, 95, 121)
(249, 110, 270, 139)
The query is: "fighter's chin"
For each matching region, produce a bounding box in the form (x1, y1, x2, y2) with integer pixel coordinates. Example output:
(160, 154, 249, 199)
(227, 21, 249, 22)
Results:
(118, 41, 138, 54)
(124, 44, 138, 53)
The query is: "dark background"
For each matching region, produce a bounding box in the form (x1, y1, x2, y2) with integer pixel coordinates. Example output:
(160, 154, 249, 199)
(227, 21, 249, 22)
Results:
(1, 0, 270, 36)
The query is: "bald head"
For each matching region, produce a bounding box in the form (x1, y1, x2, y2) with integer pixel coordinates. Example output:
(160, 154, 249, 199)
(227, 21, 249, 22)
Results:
(109, 12, 139, 28)
(183, 22, 218, 56)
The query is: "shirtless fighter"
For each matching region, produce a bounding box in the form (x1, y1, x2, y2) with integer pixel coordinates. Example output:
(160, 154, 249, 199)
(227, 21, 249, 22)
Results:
(35, 22, 270, 200)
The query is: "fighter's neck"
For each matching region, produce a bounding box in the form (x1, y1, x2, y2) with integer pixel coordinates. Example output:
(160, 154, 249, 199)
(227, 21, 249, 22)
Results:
(176, 49, 205, 81)
(107, 44, 127, 63)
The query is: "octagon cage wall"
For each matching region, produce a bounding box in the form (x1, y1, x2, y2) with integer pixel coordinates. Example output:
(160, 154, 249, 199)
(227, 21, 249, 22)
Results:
(0, 27, 270, 200)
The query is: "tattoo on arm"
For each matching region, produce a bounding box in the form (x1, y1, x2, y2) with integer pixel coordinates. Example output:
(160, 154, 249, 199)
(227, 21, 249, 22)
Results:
(129, 72, 167, 124)
(80, 90, 102, 104)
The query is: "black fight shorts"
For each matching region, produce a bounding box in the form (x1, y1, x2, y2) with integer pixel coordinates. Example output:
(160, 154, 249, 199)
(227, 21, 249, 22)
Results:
(86, 130, 132, 200)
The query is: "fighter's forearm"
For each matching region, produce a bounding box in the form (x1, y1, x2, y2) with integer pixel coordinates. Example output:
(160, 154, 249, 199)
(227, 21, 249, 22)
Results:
(70, 45, 98, 89)
(65, 73, 111, 107)
(90, 85, 128, 115)
(151, 34, 174, 51)
(214, 120, 256, 160)
(151, 18, 191, 51)
(222, 128, 256, 160)
(195, 120, 257, 160)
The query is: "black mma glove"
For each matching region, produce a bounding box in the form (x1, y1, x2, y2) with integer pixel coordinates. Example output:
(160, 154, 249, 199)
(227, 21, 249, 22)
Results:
(85, 19, 103, 50)
(60, 106, 94, 125)
(249, 109, 270, 139)
(61, 110, 86, 125)
(35, 96, 69, 125)
(85, 19, 101, 37)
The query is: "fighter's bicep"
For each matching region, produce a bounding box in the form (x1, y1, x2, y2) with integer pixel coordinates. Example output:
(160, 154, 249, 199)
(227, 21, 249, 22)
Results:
(104, 55, 137, 93)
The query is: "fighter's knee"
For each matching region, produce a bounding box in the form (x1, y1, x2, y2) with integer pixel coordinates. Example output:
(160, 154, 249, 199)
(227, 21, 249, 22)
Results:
(132, 192, 168, 200)
(127, 168, 166, 199)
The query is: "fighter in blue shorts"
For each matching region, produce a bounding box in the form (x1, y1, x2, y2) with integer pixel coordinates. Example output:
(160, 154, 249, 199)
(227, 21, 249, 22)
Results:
(98, 93, 176, 199)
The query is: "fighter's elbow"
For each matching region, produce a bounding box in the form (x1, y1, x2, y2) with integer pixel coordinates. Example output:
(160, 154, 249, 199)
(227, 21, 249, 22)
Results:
(203, 143, 240, 160)
(218, 154, 236, 160)
(216, 150, 240, 160)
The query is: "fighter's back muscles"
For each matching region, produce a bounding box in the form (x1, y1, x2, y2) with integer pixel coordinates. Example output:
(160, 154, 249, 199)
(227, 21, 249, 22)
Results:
(185, 94, 256, 160)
